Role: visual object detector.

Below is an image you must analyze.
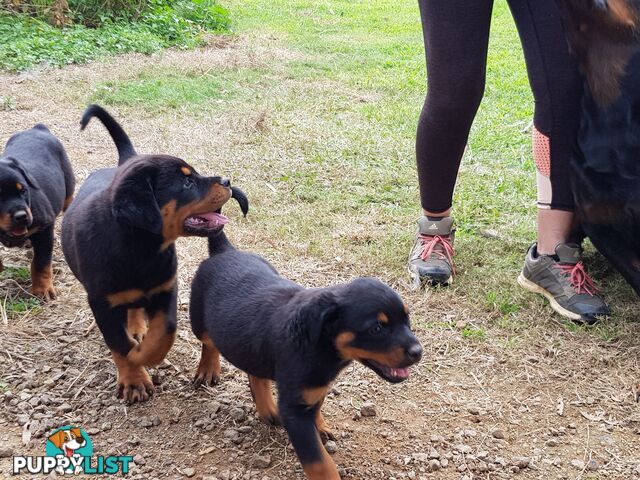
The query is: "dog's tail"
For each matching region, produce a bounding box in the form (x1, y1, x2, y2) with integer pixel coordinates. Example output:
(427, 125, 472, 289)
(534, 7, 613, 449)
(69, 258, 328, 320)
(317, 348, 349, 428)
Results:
(208, 231, 235, 256)
(80, 104, 137, 165)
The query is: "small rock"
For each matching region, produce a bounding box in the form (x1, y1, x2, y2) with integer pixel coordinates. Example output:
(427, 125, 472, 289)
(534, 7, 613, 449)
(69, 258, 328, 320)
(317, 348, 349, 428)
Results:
(511, 456, 530, 469)
(237, 426, 252, 434)
(428, 460, 440, 472)
(230, 408, 246, 422)
(133, 454, 145, 466)
(571, 459, 585, 470)
(252, 454, 271, 469)
(491, 428, 506, 440)
(0, 447, 14, 458)
(440, 458, 449, 468)
(428, 448, 440, 459)
(586, 459, 598, 471)
(57, 403, 73, 413)
(325, 441, 338, 454)
(467, 406, 480, 415)
(182, 467, 195, 477)
(360, 403, 376, 417)
(545, 438, 559, 447)
(456, 444, 473, 455)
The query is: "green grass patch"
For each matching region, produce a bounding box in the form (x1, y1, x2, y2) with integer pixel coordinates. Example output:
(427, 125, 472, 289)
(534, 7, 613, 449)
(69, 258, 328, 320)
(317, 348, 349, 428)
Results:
(6, 297, 41, 315)
(0, 0, 230, 71)
(0, 266, 31, 282)
(92, 68, 271, 112)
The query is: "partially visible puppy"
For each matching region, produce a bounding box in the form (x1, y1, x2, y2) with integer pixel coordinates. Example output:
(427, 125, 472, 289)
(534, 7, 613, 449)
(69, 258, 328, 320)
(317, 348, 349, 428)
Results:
(62, 105, 247, 403)
(557, 0, 640, 296)
(0, 124, 75, 299)
(191, 232, 422, 480)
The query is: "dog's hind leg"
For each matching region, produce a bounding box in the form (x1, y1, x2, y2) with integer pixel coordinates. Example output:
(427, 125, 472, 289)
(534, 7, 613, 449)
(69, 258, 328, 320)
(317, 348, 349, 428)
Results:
(314, 400, 335, 441)
(194, 332, 221, 387)
(89, 298, 154, 403)
(30, 226, 56, 300)
(249, 376, 280, 426)
(127, 308, 147, 344)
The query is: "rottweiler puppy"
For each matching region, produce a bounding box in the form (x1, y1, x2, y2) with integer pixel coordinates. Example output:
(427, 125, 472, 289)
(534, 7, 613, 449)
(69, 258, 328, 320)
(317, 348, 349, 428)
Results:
(190, 232, 422, 480)
(62, 105, 248, 403)
(0, 124, 75, 299)
(557, 0, 640, 297)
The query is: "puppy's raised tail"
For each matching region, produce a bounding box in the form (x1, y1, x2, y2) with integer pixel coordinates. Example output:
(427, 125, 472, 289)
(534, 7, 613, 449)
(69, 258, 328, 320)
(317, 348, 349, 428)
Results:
(80, 104, 136, 165)
(208, 231, 234, 256)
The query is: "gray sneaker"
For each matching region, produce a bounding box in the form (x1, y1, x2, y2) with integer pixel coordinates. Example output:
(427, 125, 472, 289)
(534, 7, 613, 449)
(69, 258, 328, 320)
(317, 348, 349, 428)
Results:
(518, 243, 610, 324)
(408, 216, 456, 286)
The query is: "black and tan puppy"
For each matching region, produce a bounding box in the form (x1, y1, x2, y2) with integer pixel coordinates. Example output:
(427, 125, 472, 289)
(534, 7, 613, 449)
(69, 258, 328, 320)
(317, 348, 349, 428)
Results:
(0, 124, 75, 299)
(62, 105, 248, 403)
(190, 232, 422, 480)
(557, 0, 640, 297)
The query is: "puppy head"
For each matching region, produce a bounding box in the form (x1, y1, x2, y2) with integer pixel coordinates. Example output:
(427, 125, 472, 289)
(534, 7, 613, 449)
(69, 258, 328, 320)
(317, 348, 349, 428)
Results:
(48, 428, 86, 450)
(110, 155, 233, 243)
(0, 156, 36, 239)
(292, 278, 422, 383)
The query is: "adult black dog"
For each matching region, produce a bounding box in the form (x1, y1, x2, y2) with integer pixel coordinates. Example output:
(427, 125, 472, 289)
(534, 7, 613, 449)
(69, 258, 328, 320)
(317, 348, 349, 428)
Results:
(558, 0, 640, 297)
(190, 232, 422, 479)
(62, 105, 248, 403)
(0, 124, 75, 299)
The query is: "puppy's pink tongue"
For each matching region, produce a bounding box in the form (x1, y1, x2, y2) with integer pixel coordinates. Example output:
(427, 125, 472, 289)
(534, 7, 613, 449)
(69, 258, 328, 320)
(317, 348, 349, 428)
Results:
(390, 367, 410, 379)
(198, 212, 229, 227)
(10, 226, 28, 236)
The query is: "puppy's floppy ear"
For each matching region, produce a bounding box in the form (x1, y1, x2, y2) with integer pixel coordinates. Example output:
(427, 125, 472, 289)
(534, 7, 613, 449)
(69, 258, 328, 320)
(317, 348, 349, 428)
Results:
(111, 165, 162, 234)
(48, 430, 66, 449)
(289, 290, 339, 346)
(7, 157, 39, 189)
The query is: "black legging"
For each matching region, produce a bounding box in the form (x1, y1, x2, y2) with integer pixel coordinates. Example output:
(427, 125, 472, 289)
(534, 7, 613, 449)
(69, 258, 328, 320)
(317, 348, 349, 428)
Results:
(416, 0, 582, 213)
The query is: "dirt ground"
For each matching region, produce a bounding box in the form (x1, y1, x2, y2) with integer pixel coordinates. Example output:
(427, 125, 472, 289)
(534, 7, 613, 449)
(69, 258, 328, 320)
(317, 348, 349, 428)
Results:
(1, 38, 640, 480)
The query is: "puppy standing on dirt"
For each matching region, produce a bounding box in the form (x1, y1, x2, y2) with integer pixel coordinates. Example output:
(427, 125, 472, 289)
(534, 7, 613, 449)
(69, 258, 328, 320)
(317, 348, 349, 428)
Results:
(0, 124, 75, 299)
(62, 105, 247, 403)
(190, 232, 423, 480)
(558, 0, 640, 297)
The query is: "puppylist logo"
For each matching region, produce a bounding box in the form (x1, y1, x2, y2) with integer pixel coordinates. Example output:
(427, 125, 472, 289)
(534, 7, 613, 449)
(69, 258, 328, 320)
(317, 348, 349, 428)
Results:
(12, 426, 133, 475)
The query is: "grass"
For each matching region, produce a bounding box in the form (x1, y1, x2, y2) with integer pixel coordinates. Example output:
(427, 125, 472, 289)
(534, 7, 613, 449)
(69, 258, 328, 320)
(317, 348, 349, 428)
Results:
(5, 298, 41, 315)
(86, 0, 638, 333)
(0, 266, 31, 282)
(0, 0, 230, 71)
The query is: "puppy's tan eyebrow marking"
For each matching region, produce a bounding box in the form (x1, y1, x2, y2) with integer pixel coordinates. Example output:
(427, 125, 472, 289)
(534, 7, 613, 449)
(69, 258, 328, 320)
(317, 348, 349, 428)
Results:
(181, 167, 192, 176)
(16, 183, 23, 190)
(377, 312, 389, 324)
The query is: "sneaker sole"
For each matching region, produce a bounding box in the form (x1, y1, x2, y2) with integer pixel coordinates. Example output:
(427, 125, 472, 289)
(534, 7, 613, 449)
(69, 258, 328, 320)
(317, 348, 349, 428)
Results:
(408, 268, 452, 288)
(517, 273, 582, 322)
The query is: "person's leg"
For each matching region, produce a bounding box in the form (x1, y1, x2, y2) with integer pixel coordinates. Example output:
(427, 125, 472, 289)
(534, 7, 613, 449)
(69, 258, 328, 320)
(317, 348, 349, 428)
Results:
(410, 0, 494, 285)
(510, 0, 609, 322)
(416, 0, 494, 215)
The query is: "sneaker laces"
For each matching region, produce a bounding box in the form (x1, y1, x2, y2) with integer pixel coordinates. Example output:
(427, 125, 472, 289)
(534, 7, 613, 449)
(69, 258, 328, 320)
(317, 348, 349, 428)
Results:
(554, 261, 599, 296)
(418, 234, 456, 275)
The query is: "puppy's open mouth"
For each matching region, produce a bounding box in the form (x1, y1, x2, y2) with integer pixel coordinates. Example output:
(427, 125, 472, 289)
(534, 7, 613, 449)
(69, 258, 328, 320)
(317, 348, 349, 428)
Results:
(7, 226, 28, 238)
(184, 212, 229, 235)
(361, 359, 411, 384)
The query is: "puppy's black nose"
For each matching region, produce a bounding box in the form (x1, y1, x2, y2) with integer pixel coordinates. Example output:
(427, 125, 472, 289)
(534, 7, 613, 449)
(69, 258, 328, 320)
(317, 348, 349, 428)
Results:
(220, 177, 231, 188)
(13, 210, 28, 225)
(406, 343, 423, 362)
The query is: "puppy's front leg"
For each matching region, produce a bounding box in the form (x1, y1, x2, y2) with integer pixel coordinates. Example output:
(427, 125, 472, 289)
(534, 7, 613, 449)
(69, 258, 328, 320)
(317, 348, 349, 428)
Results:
(279, 400, 340, 480)
(30, 226, 55, 300)
(88, 298, 154, 403)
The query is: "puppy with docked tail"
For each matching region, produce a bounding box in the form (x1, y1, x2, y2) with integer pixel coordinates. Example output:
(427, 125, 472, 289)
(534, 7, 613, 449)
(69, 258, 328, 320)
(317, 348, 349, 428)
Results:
(190, 229, 422, 480)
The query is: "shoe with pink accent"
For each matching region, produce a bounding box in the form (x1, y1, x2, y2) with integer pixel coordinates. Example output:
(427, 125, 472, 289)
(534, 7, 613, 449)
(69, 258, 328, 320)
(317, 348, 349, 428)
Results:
(408, 216, 455, 286)
(518, 243, 610, 324)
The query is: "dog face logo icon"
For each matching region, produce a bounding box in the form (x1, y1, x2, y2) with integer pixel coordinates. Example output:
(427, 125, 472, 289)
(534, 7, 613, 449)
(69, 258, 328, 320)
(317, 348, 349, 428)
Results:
(45, 426, 93, 474)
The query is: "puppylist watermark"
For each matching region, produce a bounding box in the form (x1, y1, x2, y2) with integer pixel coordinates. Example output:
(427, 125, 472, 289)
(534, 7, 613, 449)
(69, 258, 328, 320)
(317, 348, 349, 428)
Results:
(12, 426, 134, 475)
